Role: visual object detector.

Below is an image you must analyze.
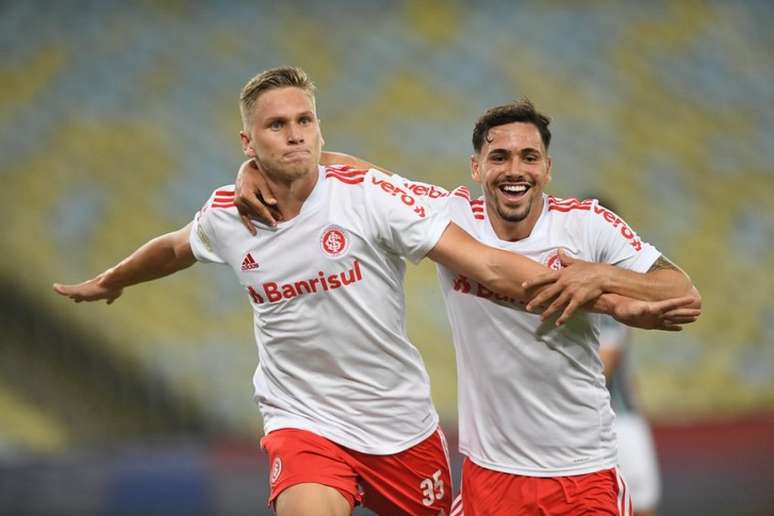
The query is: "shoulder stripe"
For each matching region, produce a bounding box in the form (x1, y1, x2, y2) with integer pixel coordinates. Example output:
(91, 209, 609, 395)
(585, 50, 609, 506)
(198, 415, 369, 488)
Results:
(325, 170, 366, 180)
(548, 203, 592, 212)
(325, 173, 365, 185)
(215, 189, 235, 196)
(452, 186, 486, 220)
(547, 196, 593, 212)
(324, 166, 368, 177)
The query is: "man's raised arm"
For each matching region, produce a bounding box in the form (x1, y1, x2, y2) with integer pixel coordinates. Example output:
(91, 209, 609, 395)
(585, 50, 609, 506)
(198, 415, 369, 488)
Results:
(53, 223, 196, 304)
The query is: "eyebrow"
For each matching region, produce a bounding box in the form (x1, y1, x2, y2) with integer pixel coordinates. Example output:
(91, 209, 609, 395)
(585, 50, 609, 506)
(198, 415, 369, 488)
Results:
(265, 110, 315, 122)
(487, 146, 541, 156)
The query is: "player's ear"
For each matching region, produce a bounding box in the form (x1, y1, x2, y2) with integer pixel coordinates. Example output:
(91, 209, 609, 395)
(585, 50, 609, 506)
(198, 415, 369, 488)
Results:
(546, 155, 553, 184)
(240, 130, 256, 158)
(470, 154, 482, 183)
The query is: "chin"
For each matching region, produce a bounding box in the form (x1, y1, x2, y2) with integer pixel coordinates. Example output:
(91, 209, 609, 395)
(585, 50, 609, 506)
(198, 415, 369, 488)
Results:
(497, 204, 530, 223)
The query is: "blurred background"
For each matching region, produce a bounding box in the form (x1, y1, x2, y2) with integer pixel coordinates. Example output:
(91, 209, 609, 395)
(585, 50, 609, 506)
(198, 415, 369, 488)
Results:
(1, 0, 773, 514)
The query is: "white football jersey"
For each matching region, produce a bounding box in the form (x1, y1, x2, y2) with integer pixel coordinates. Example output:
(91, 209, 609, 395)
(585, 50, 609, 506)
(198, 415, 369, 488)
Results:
(396, 178, 661, 476)
(189, 166, 450, 454)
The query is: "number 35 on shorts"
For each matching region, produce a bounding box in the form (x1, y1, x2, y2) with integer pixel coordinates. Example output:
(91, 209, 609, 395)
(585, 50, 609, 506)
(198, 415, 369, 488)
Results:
(420, 469, 445, 506)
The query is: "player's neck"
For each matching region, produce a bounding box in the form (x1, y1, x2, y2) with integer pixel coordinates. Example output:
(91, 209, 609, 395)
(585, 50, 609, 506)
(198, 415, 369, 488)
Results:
(263, 165, 319, 220)
(488, 197, 543, 242)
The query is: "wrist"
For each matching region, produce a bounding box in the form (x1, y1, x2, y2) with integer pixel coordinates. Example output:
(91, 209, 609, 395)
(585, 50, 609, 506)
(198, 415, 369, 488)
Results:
(599, 263, 618, 293)
(98, 267, 122, 290)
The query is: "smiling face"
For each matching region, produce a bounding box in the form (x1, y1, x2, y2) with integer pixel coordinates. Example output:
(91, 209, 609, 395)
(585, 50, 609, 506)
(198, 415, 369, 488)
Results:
(240, 86, 323, 181)
(471, 121, 552, 239)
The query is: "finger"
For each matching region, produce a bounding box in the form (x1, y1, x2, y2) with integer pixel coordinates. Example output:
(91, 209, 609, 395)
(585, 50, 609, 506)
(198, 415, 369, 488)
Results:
(663, 308, 702, 317)
(247, 195, 278, 226)
(236, 197, 276, 227)
(662, 310, 701, 322)
(657, 296, 697, 312)
(541, 291, 572, 320)
(239, 213, 258, 236)
(664, 314, 699, 324)
(53, 283, 79, 297)
(526, 284, 562, 311)
(521, 272, 560, 290)
(558, 250, 575, 266)
(556, 297, 583, 326)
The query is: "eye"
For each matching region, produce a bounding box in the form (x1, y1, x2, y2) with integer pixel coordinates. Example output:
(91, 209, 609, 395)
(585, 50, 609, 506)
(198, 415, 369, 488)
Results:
(523, 153, 539, 163)
(299, 115, 313, 125)
(270, 120, 283, 130)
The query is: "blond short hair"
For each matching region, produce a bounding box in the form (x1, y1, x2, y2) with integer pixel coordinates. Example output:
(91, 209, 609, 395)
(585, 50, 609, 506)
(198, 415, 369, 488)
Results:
(239, 66, 316, 128)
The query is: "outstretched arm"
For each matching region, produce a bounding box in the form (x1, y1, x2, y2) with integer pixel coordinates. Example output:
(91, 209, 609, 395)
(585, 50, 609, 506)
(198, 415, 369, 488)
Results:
(53, 223, 196, 304)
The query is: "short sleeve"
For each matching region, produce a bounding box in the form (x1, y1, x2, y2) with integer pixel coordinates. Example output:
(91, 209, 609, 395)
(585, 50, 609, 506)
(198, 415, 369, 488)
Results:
(189, 187, 231, 264)
(363, 170, 451, 263)
(587, 200, 661, 273)
(392, 174, 452, 209)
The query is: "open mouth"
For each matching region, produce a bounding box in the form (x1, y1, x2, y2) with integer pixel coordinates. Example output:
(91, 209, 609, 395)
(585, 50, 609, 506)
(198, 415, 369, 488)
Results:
(497, 182, 531, 203)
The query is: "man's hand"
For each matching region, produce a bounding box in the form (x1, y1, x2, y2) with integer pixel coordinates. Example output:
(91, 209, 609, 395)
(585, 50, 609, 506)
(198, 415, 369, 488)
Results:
(523, 252, 611, 325)
(53, 274, 123, 304)
(612, 295, 701, 331)
(234, 159, 282, 234)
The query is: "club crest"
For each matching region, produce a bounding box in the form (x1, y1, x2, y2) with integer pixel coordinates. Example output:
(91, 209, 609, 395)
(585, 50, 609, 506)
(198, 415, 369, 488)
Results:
(320, 225, 350, 258)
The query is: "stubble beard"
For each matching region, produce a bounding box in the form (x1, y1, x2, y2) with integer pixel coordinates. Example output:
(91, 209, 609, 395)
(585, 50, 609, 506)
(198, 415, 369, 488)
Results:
(496, 201, 531, 223)
(490, 185, 533, 223)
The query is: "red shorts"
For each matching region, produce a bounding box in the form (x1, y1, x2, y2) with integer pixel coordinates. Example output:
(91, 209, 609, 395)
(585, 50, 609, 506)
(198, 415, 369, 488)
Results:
(455, 457, 632, 515)
(261, 427, 452, 515)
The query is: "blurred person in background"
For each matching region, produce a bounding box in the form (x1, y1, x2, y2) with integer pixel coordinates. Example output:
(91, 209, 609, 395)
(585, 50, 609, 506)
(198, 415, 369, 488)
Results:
(50, 67, 682, 516)
(236, 98, 701, 515)
(591, 195, 662, 516)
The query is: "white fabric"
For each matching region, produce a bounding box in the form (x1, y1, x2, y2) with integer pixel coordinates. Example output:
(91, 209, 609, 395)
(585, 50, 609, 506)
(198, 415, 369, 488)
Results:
(616, 413, 661, 510)
(441, 192, 660, 476)
(394, 176, 661, 476)
(190, 166, 450, 454)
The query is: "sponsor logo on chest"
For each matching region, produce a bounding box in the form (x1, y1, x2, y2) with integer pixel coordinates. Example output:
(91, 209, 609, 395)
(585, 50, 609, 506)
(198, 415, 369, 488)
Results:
(451, 274, 524, 306)
(245, 260, 364, 304)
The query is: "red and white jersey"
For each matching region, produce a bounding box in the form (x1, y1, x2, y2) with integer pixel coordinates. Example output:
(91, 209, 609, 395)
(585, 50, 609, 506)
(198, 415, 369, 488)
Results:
(189, 166, 450, 454)
(396, 178, 661, 476)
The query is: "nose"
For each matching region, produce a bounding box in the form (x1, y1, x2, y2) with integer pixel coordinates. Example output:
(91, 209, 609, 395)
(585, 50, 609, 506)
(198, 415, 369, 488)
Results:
(287, 123, 304, 144)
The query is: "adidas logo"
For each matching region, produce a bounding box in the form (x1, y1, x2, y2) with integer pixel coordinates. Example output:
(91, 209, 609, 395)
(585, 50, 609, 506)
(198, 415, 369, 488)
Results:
(241, 253, 259, 271)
